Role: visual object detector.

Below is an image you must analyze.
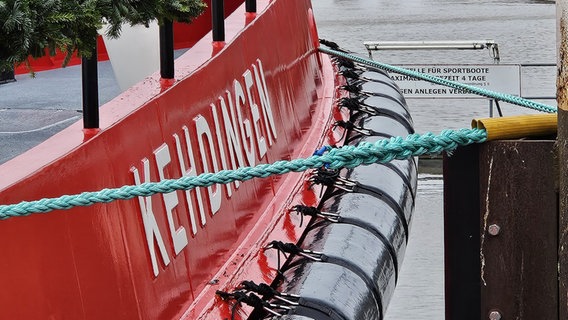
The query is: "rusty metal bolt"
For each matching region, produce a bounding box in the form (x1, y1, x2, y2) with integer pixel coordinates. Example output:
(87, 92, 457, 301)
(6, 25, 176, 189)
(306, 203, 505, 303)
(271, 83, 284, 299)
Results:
(489, 310, 502, 320)
(488, 224, 501, 236)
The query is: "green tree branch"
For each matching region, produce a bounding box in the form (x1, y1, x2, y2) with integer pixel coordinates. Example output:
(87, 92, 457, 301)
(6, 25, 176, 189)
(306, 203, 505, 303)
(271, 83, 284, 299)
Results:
(0, 0, 206, 72)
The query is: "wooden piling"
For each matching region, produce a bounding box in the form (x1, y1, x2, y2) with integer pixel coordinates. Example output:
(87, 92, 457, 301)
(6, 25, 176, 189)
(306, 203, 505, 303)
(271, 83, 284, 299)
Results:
(557, 1, 568, 318)
(444, 140, 558, 319)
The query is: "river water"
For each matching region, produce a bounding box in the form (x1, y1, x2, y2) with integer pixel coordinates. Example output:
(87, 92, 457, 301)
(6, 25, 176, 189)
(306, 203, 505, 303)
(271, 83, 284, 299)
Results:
(311, 0, 556, 319)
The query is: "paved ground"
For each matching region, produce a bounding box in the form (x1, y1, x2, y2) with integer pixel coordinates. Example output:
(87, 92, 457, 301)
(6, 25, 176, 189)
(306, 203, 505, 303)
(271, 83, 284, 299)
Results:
(0, 61, 121, 164)
(0, 50, 189, 165)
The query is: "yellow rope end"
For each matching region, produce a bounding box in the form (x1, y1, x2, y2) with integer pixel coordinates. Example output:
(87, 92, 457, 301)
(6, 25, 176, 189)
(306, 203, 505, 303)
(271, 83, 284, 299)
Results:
(472, 114, 557, 141)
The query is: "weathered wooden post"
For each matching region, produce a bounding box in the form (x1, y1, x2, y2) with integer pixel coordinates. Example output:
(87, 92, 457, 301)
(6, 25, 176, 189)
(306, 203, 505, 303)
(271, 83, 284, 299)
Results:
(445, 54, 561, 320)
(557, 1, 568, 318)
(445, 140, 558, 320)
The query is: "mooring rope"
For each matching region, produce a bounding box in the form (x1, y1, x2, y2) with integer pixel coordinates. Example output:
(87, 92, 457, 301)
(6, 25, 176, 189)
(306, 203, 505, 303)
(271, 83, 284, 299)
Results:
(0, 128, 487, 220)
(318, 46, 558, 114)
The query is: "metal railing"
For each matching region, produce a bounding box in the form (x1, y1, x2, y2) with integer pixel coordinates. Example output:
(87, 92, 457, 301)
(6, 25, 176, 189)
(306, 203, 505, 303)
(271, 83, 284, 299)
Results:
(364, 40, 500, 63)
(81, 0, 258, 133)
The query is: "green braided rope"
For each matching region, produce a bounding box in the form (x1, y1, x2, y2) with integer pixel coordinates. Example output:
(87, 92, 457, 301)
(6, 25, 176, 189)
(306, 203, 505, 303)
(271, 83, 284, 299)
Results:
(0, 128, 487, 220)
(319, 47, 557, 114)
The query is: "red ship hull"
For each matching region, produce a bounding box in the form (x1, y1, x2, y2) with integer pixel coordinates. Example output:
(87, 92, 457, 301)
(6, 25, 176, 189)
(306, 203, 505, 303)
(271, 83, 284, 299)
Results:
(0, 0, 347, 319)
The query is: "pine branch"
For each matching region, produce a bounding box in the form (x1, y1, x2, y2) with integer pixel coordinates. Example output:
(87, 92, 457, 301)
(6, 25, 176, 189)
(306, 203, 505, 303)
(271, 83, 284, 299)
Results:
(0, 0, 207, 72)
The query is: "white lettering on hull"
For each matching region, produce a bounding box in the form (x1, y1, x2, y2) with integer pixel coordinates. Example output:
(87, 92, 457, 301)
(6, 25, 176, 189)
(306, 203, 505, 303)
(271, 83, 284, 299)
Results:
(173, 128, 206, 235)
(131, 59, 279, 277)
(253, 61, 277, 144)
(234, 79, 256, 167)
(220, 91, 245, 190)
(155, 144, 188, 255)
(210, 103, 233, 197)
(244, 70, 267, 159)
(131, 159, 171, 277)
(195, 115, 222, 216)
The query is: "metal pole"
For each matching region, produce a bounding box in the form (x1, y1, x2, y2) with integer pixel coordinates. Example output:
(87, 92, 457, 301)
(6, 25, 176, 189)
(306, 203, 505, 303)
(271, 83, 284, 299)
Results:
(494, 100, 503, 117)
(81, 44, 99, 129)
(245, 0, 256, 13)
(245, 0, 257, 24)
(0, 69, 15, 84)
(556, 1, 568, 318)
(160, 19, 175, 80)
(212, 0, 225, 42)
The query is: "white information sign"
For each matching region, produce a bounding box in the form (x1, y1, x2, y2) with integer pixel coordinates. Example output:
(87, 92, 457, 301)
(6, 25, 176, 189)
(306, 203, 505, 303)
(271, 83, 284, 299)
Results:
(392, 64, 521, 98)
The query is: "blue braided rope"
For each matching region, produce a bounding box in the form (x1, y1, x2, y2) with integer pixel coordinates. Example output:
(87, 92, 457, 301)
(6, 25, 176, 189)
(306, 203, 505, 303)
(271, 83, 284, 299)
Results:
(319, 47, 557, 114)
(0, 128, 487, 220)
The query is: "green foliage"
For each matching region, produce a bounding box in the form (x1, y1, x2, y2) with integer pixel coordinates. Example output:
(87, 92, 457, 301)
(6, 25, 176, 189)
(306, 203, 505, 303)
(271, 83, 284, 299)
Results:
(0, 0, 206, 72)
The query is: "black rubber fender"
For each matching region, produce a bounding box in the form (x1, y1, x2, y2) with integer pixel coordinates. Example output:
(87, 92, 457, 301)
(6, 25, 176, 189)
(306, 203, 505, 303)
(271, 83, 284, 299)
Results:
(356, 69, 400, 89)
(348, 135, 418, 196)
(348, 114, 414, 139)
(348, 105, 413, 133)
(359, 81, 406, 105)
(300, 221, 396, 310)
(277, 262, 382, 320)
(275, 315, 321, 320)
(319, 192, 407, 275)
(359, 94, 411, 115)
(259, 56, 416, 320)
(341, 163, 415, 227)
